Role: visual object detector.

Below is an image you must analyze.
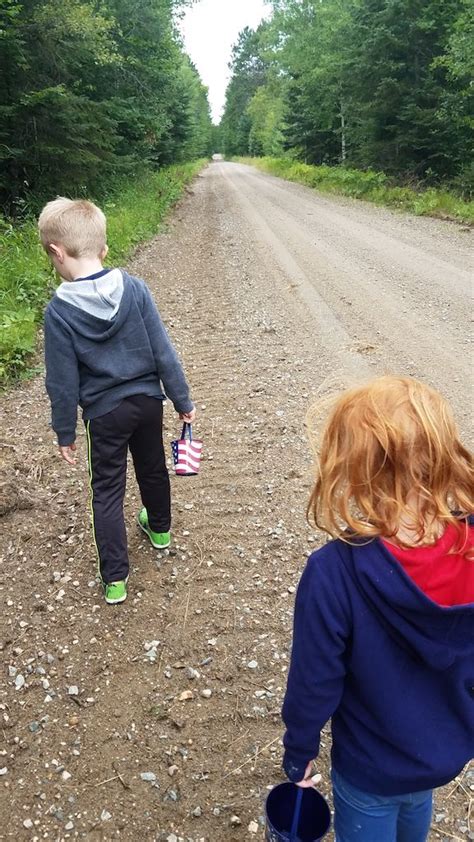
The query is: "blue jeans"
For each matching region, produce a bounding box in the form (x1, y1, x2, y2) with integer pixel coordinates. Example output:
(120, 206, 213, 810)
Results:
(332, 769, 433, 842)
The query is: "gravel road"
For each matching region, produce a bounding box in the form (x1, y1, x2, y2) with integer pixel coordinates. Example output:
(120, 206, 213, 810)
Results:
(217, 162, 473, 434)
(0, 162, 472, 841)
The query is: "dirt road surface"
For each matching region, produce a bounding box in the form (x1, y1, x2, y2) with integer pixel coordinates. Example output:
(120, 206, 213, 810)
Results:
(1, 162, 472, 841)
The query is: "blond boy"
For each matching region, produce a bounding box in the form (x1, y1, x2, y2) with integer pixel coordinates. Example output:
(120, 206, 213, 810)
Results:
(39, 198, 195, 604)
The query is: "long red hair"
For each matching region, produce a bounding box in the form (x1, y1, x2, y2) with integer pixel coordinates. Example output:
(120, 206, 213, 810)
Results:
(307, 376, 473, 552)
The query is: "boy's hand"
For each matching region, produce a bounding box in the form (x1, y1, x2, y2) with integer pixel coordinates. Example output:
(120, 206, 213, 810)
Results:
(59, 443, 77, 465)
(179, 408, 196, 424)
(296, 762, 321, 788)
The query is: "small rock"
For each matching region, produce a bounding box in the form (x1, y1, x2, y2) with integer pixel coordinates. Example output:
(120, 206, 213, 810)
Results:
(8, 666, 17, 678)
(67, 685, 79, 696)
(247, 660, 258, 670)
(186, 667, 200, 680)
(0, 768, 7, 776)
(100, 809, 112, 822)
(29, 721, 41, 733)
(178, 690, 193, 701)
(192, 806, 202, 817)
(200, 689, 212, 698)
(167, 835, 178, 842)
(144, 640, 160, 651)
(61, 770, 72, 781)
(65, 822, 74, 831)
(248, 820, 259, 833)
(168, 765, 179, 777)
(14, 674, 25, 690)
(140, 772, 157, 782)
(23, 819, 34, 829)
(230, 815, 242, 826)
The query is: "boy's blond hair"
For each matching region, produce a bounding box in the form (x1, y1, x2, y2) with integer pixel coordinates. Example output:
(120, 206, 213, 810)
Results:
(307, 375, 473, 552)
(38, 197, 107, 258)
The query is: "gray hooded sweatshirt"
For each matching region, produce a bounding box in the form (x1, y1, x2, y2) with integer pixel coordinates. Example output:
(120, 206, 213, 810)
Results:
(44, 268, 193, 445)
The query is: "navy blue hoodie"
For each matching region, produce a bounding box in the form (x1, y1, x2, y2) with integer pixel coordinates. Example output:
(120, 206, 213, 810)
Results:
(44, 270, 193, 445)
(282, 533, 474, 795)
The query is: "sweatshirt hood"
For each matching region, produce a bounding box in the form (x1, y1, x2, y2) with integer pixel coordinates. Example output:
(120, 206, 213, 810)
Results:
(342, 534, 474, 671)
(51, 269, 133, 342)
(57, 268, 124, 319)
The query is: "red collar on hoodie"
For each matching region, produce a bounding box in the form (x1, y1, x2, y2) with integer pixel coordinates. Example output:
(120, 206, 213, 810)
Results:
(381, 522, 474, 607)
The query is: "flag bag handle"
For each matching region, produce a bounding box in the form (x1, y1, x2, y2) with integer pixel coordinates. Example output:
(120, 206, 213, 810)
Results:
(181, 422, 193, 440)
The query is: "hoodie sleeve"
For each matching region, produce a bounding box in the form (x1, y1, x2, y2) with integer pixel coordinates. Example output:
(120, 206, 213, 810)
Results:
(44, 306, 80, 446)
(282, 545, 351, 781)
(140, 284, 194, 414)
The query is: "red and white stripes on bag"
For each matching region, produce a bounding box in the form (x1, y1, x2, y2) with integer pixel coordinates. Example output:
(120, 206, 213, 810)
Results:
(171, 423, 203, 476)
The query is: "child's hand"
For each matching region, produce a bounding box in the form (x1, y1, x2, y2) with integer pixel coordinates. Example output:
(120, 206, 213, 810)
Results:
(296, 762, 321, 788)
(59, 444, 77, 465)
(179, 408, 196, 423)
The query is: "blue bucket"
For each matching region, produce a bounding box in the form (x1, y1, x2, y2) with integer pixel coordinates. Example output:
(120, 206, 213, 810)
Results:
(265, 783, 331, 842)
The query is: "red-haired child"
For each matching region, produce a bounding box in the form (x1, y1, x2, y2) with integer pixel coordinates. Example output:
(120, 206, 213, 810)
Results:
(282, 376, 473, 842)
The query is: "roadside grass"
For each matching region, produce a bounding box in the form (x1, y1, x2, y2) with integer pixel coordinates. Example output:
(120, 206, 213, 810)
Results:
(235, 157, 474, 224)
(0, 160, 206, 383)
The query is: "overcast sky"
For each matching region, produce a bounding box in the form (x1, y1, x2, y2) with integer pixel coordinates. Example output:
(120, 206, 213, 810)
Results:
(180, 0, 271, 124)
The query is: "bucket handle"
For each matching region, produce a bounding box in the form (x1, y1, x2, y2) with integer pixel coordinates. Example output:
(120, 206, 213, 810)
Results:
(181, 422, 193, 441)
(290, 787, 303, 842)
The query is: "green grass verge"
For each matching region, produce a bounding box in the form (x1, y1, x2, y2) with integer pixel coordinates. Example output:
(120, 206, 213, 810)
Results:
(0, 160, 207, 383)
(235, 157, 474, 224)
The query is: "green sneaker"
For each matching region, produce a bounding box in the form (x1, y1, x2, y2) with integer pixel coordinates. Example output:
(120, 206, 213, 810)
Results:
(138, 508, 171, 549)
(104, 578, 128, 605)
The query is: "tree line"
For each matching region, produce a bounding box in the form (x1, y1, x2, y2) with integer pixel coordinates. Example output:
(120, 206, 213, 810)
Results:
(220, 0, 473, 194)
(0, 0, 213, 214)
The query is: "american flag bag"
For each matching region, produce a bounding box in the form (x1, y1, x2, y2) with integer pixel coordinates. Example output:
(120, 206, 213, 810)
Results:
(171, 423, 203, 476)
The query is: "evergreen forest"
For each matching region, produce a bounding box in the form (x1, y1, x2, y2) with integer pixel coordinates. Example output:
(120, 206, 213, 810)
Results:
(1, 0, 213, 214)
(0, 0, 213, 379)
(220, 0, 473, 195)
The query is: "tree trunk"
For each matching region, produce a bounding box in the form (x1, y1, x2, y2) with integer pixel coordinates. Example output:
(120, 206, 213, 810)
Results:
(340, 101, 346, 163)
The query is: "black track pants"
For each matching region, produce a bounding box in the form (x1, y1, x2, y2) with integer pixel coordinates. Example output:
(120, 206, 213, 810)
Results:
(86, 395, 171, 583)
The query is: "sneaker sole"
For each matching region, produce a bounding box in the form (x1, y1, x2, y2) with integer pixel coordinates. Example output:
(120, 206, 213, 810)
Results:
(137, 517, 171, 549)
